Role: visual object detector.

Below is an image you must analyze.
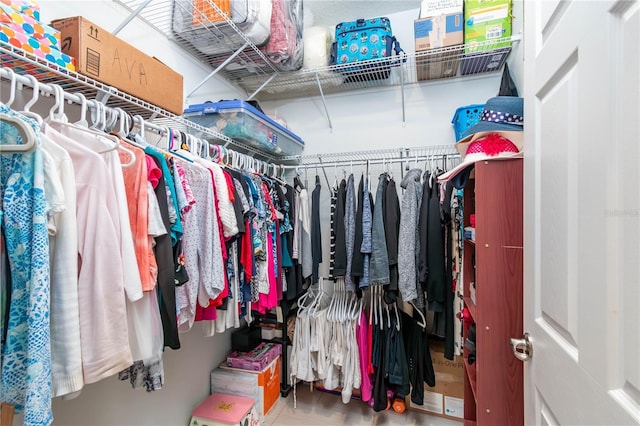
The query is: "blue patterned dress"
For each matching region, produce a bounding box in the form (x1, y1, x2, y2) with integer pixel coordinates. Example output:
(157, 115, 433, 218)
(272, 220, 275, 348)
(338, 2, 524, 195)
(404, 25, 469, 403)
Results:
(0, 104, 52, 426)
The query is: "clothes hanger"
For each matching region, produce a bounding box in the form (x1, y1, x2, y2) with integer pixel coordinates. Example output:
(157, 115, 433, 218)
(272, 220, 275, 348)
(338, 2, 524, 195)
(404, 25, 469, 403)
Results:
(0, 112, 37, 152)
(393, 303, 401, 331)
(46, 84, 122, 156)
(408, 300, 427, 329)
(72, 92, 90, 128)
(18, 74, 43, 127)
(2, 68, 17, 108)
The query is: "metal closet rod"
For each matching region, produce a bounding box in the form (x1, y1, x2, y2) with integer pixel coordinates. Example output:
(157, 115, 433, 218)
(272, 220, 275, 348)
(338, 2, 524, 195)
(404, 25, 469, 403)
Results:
(0, 67, 271, 167)
(281, 153, 459, 170)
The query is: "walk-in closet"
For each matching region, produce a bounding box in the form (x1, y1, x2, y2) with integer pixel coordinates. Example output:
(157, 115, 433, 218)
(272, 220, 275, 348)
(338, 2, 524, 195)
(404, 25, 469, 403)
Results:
(1, 1, 638, 426)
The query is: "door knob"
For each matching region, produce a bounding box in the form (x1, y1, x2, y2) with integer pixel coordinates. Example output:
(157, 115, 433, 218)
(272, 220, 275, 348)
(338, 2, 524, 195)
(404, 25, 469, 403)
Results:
(510, 332, 533, 361)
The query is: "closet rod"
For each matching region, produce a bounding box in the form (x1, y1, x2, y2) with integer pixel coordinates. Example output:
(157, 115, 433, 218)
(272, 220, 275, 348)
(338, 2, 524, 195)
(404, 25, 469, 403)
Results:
(281, 144, 460, 165)
(0, 67, 167, 131)
(281, 152, 460, 170)
(0, 68, 274, 167)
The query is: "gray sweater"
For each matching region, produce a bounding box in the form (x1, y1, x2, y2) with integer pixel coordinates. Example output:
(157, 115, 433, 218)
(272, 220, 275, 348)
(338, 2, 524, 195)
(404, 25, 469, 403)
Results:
(398, 169, 423, 303)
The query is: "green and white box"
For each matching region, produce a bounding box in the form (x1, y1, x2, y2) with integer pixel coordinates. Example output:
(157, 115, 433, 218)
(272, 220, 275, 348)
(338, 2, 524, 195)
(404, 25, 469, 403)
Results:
(463, 0, 512, 53)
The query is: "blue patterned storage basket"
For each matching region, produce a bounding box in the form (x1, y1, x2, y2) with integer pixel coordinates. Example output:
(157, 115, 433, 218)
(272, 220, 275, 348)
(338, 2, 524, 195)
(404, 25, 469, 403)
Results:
(451, 104, 485, 141)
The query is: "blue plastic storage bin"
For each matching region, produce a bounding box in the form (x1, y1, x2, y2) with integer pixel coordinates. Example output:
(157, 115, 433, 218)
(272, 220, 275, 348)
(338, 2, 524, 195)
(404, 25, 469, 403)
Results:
(183, 100, 305, 156)
(451, 103, 485, 142)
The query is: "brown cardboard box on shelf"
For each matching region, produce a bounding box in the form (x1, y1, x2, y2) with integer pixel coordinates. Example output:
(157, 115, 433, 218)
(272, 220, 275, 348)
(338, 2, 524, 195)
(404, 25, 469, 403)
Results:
(406, 339, 465, 421)
(414, 0, 463, 80)
(50, 16, 184, 115)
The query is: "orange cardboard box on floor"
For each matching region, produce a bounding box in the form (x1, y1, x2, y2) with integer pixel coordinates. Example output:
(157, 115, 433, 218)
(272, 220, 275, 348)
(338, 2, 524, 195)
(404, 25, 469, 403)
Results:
(215, 357, 281, 420)
(50, 16, 184, 115)
(406, 339, 465, 421)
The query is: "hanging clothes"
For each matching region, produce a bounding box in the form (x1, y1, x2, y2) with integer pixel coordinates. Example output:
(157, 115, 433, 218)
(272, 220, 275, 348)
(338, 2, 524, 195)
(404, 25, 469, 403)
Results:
(451, 187, 465, 356)
(398, 168, 423, 304)
(351, 175, 365, 283)
(298, 183, 312, 281)
(40, 131, 83, 398)
(1, 107, 53, 425)
(425, 174, 447, 309)
(44, 124, 135, 381)
(369, 173, 389, 286)
(400, 310, 435, 405)
(311, 175, 322, 284)
(360, 175, 372, 289)
(332, 178, 347, 278)
(328, 181, 338, 280)
(344, 174, 356, 292)
(383, 176, 400, 304)
(145, 152, 181, 350)
(441, 180, 456, 360)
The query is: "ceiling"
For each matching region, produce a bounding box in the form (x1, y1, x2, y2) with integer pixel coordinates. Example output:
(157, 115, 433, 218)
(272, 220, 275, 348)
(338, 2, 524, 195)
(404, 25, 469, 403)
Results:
(303, 0, 422, 27)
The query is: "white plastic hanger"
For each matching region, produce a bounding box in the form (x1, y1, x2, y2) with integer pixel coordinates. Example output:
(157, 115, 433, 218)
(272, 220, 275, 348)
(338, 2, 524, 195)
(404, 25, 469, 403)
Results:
(0, 112, 37, 152)
(19, 74, 43, 127)
(46, 84, 123, 158)
(409, 300, 427, 329)
(2, 69, 17, 108)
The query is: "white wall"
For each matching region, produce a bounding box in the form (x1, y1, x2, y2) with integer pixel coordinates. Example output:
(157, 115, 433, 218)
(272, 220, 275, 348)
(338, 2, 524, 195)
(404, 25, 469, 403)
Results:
(7, 1, 525, 424)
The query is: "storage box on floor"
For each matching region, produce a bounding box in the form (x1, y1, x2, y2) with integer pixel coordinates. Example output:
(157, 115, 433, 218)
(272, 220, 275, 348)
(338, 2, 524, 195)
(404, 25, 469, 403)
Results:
(50, 16, 184, 115)
(189, 392, 258, 426)
(183, 100, 305, 156)
(211, 357, 281, 420)
(461, 0, 512, 75)
(414, 0, 463, 81)
(405, 339, 464, 421)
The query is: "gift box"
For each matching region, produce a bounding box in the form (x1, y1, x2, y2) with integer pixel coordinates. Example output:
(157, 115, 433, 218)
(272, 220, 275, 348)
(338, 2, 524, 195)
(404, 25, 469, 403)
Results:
(0, 24, 75, 71)
(0, 3, 60, 51)
(0, 0, 40, 22)
(226, 342, 281, 372)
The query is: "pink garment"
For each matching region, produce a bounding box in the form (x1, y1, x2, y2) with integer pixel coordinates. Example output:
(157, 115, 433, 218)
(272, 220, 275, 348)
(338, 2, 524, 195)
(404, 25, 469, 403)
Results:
(119, 143, 153, 292)
(356, 310, 373, 402)
(175, 162, 196, 215)
(145, 155, 162, 189)
(44, 125, 133, 384)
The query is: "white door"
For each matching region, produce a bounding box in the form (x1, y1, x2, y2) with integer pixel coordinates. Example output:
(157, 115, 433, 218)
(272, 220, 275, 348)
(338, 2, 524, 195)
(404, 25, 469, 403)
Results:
(523, 0, 640, 424)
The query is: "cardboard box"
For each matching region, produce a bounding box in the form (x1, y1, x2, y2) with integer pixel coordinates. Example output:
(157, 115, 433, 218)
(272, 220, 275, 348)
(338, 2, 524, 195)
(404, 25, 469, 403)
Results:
(51, 16, 184, 115)
(414, 14, 463, 80)
(414, 13, 463, 51)
(406, 340, 465, 421)
(463, 0, 512, 53)
(215, 357, 280, 420)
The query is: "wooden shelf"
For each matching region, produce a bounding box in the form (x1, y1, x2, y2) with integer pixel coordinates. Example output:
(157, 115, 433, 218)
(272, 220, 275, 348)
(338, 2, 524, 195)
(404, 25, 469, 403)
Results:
(464, 355, 477, 402)
(461, 159, 524, 426)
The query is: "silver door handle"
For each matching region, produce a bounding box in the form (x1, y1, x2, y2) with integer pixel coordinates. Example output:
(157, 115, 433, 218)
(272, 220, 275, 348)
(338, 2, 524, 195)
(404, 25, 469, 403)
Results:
(510, 332, 533, 361)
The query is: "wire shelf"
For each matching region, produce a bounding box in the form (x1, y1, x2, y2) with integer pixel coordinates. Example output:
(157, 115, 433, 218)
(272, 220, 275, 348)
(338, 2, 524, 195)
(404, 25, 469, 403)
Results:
(281, 144, 460, 166)
(114, 0, 519, 100)
(0, 41, 279, 160)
